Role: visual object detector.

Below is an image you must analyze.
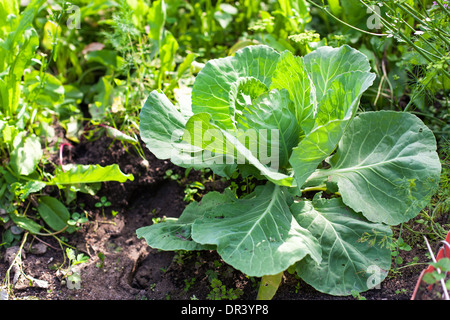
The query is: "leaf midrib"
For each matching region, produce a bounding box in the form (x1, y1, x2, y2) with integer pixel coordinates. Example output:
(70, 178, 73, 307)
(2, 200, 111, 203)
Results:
(226, 184, 281, 258)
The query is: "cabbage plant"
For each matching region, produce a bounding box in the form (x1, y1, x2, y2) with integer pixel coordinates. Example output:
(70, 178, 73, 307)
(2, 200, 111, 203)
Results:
(137, 45, 441, 297)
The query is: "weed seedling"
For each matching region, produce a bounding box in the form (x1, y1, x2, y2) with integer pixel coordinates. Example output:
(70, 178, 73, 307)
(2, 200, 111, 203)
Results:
(422, 236, 450, 300)
(423, 258, 450, 286)
(95, 196, 111, 217)
(396, 288, 408, 295)
(184, 277, 196, 292)
(96, 252, 105, 269)
(67, 212, 89, 229)
(164, 169, 181, 182)
(183, 181, 205, 203)
(206, 278, 243, 300)
(63, 248, 89, 290)
(351, 290, 367, 300)
(392, 237, 412, 266)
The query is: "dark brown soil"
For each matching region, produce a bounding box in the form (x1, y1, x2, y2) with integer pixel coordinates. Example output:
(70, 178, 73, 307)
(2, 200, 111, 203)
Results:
(0, 132, 444, 301)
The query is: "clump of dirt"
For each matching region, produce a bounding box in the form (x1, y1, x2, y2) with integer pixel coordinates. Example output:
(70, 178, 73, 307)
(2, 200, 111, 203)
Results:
(0, 133, 439, 301)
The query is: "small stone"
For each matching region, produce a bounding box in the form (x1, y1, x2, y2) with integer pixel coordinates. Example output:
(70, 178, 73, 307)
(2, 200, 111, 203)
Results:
(30, 242, 47, 255)
(5, 246, 25, 262)
(10, 226, 24, 235)
(1, 287, 8, 300)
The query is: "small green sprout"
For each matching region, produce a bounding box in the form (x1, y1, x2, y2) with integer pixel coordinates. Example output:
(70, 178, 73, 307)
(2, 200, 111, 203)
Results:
(95, 196, 111, 216)
(67, 212, 88, 227)
(64, 248, 89, 290)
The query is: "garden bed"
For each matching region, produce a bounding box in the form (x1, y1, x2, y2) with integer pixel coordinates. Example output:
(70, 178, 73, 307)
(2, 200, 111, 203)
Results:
(1, 0, 449, 303)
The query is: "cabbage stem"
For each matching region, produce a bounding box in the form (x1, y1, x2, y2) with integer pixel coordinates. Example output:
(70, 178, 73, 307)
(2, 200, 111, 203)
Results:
(256, 272, 283, 300)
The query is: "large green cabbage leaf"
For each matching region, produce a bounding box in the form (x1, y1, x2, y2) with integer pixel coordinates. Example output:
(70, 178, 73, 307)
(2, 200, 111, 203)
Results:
(306, 111, 441, 225)
(191, 183, 322, 277)
(292, 194, 392, 296)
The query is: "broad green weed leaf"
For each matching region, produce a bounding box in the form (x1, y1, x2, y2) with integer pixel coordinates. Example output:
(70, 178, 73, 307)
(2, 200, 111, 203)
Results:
(291, 195, 392, 296)
(24, 70, 65, 107)
(9, 213, 42, 234)
(66, 247, 76, 261)
(0, 0, 19, 31)
(1, 0, 44, 53)
(14, 180, 46, 201)
(102, 125, 138, 144)
(191, 183, 322, 277)
(12, 28, 39, 78)
(157, 31, 179, 87)
(10, 132, 42, 176)
(328, 0, 343, 16)
(214, 10, 233, 29)
(159, 31, 178, 72)
(89, 76, 113, 120)
(311, 111, 441, 225)
(42, 21, 61, 51)
(85, 50, 124, 70)
(214, 3, 238, 29)
(340, 0, 369, 31)
(37, 196, 70, 232)
(50, 164, 134, 185)
(147, 0, 166, 44)
(0, 2, 41, 116)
